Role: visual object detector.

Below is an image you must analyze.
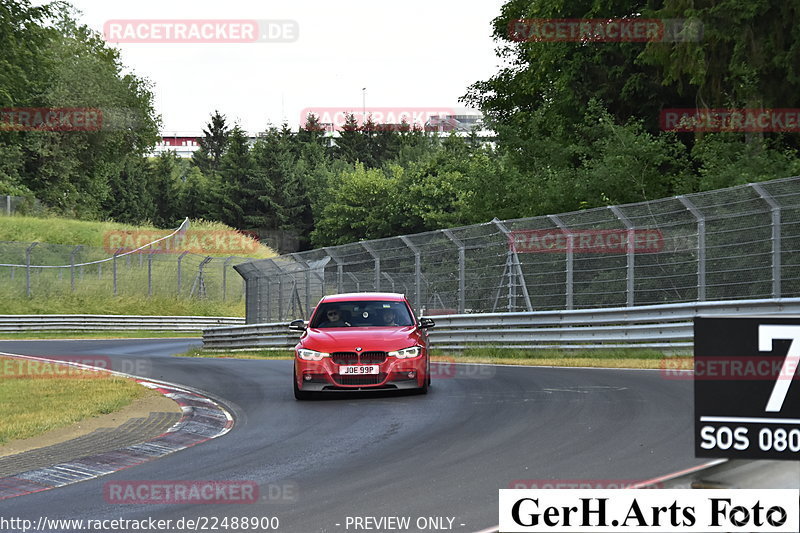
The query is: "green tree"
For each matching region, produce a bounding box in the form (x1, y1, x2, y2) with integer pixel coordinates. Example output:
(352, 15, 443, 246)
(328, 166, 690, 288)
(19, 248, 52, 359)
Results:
(335, 113, 365, 164)
(1, 1, 160, 217)
(150, 151, 182, 227)
(192, 110, 230, 175)
(178, 166, 215, 220)
(216, 126, 254, 228)
(311, 164, 403, 246)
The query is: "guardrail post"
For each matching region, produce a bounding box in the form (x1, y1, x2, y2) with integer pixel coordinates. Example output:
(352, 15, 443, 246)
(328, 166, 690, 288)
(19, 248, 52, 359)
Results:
(361, 242, 380, 292)
(70, 245, 82, 292)
(25, 242, 38, 297)
(443, 229, 466, 313)
(399, 236, 422, 313)
(113, 248, 122, 296)
(222, 256, 234, 301)
(177, 251, 189, 295)
(751, 183, 781, 298)
(678, 195, 706, 301)
(548, 215, 574, 310)
(610, 206, 636, 307)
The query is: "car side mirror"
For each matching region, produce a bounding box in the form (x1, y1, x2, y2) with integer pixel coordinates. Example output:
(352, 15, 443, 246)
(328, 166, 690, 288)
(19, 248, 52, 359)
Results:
(419, 317, 435, 329)
(288, 319, 307, 331)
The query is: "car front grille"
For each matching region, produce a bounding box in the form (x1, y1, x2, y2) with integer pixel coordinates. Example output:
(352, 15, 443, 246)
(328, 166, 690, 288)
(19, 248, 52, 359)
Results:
(331, 351, 387, 365)
(359, 351, 387, 364)
(333, 373, 387, 386)
(331, 352, 359, 365)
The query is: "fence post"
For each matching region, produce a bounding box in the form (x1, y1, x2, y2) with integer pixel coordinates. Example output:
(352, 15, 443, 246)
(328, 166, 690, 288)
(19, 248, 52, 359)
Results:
(25, 242, 38, 297)
(70, 245, 82, 292)
(678, 195, 706, 301)
(177, 251, 189, 295)
(610, 206, 635, 307)
(751, 183, 781, 298)
(492, 219, 533, 312)
(323, 247, 344, 294)
(266, 279, 271, 322)
(400, 236, 422, 314)
(278, 277, 284, 320)
(347, 272, 361, 292)
(443, 229, 466, 313)
(361, 242, 380, 292)
(113, 249, 122, 296)
(293, 254, 311, 315)
(5, 195, 10, 216)
(222, 256, 234, 301)
(147, 249, 155, 297)
(382, 272, 396, 293)
(548, 215, 574, 310)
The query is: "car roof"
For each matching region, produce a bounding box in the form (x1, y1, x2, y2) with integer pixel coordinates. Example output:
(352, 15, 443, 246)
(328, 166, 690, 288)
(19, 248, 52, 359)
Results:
(320, 292, 406, 303)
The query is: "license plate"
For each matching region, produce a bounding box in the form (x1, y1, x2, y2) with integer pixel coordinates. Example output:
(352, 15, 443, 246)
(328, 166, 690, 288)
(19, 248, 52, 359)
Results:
(339, 365, 379, 375)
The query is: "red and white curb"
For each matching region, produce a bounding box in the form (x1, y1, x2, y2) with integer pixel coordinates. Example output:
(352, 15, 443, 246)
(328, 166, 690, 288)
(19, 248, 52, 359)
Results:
(0, 352, 234, 501)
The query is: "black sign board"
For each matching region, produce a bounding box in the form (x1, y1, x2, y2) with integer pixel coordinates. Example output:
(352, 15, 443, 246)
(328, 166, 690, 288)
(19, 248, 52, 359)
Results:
(694, 316, 800, 460)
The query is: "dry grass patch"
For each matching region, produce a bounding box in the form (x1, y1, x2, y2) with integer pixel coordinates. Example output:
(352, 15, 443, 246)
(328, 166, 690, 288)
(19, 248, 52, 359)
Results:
(0, 356, 154, 445)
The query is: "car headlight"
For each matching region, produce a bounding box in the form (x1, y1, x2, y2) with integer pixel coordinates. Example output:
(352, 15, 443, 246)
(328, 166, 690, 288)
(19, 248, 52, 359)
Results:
(297, 348, 330, 361)
(388, 346, 421, 359)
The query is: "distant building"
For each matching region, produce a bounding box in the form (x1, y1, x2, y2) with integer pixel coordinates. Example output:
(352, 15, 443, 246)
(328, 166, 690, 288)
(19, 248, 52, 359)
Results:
(153, 110, 493, 158)
(152, 133, 201, 158)
(424, 110, 486, 133)
(152, 132, 260, 158)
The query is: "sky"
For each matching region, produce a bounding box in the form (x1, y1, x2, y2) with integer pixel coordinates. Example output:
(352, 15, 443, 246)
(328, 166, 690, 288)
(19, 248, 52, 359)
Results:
(64, 0, 507, 134)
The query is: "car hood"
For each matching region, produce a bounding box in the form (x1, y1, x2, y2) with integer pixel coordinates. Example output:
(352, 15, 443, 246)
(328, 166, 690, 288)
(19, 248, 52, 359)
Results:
(301, 326, 421, 352)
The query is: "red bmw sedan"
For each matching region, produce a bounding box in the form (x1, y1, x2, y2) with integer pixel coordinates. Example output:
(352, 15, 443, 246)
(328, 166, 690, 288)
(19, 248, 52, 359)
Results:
(289, 293, 434, 400)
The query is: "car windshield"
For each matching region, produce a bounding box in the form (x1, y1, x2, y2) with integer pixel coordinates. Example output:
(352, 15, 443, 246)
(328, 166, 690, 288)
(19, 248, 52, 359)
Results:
(310, 300, 414, 328)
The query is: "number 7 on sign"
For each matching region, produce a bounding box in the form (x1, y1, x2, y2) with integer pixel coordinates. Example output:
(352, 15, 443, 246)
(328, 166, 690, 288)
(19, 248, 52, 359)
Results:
(759, 325, 800, 413)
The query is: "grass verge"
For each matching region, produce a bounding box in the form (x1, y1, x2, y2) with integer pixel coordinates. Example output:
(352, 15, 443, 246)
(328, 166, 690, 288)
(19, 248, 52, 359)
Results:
(0, 215, 272, 316)
(433, 347, 684, 369)
(0, 293, 244, 316)
(0, 215, 275, 257)
(0, 356, 155, 445)
(178, 347, 293, 359)
(178, 346, 687, 369)
(0, 330, 201, 340)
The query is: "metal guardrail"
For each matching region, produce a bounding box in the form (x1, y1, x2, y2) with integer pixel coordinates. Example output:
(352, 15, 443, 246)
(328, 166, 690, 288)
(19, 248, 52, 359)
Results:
(0, 315, 245, 332)
(202, 297, 800, 350)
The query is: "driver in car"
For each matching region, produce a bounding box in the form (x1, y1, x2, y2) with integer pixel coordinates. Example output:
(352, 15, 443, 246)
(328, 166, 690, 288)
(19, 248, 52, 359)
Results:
(380, 308, 399, 326)
(319, 308, 350, 328)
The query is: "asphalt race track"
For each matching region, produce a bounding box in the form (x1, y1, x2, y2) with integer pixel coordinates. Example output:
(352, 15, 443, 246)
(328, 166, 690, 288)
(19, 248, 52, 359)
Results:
(0, 339, 705, 532)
